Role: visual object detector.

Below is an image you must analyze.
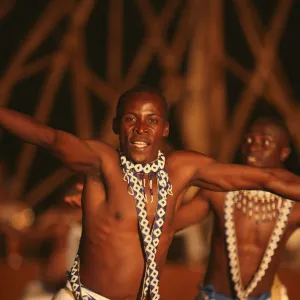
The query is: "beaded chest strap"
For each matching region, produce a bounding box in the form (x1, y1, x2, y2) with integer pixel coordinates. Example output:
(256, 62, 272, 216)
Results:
(233, 190, 283, 223)
(68, 255, 96, 300)
(225, 191, 294, 300)
(120, 150, 173, 300)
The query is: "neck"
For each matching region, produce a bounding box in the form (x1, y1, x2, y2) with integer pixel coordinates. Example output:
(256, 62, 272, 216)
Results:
(120, 150, 172, 202)
(119, 150, 162, 166)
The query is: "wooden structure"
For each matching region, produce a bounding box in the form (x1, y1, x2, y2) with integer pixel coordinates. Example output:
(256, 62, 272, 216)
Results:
(0, 0, 300, 262)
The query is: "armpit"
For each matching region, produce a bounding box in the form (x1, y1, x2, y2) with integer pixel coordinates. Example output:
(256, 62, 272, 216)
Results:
(87, 158, 102, 179)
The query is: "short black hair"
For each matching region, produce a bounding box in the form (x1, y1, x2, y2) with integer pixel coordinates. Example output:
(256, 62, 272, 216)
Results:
(115, 84, 168, 119)
(246, 102, 291, 145)
(249, 116, 291, 146)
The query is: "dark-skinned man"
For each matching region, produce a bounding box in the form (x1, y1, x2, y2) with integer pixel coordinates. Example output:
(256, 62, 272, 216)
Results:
(1, 86, 300, 300)
(175, 117, 300, 300)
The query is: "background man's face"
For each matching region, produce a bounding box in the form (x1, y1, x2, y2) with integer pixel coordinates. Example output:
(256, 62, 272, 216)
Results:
(241, 121, 289, 168)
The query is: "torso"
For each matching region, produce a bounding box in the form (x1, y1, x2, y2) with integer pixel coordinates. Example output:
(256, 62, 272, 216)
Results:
(203, 190, 300, 297)
(77, 148, 191, 299)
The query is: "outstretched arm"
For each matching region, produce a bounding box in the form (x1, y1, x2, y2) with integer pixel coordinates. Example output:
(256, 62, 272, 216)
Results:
(174, 191, 211, 232)
(263, 168, 300, 201)
(177, 151, 300, 201)
(0, 107, 103, 175)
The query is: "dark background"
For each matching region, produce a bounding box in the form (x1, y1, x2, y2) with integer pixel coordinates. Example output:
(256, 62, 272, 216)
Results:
(1, 0, 300, 212)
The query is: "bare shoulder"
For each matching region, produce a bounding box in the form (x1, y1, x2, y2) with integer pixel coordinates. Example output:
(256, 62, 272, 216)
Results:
(166, 151, 216, 189)
(86, 140, 116, 158)
(85, 140, 122, 178)
(166, 150, 214, 169)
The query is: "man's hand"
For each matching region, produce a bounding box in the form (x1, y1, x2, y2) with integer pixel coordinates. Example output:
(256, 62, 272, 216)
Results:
(64, 182, 83, 208)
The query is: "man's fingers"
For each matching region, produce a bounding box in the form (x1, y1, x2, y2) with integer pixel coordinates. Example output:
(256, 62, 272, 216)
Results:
(64, 195, 82, 208)
(75, 183, 84, 191)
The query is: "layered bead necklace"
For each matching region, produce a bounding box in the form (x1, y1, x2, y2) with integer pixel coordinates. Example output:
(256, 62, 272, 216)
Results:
(232, 190, 283, 223)
(225, 190, 294, 299)
(120, 150, 173, 300)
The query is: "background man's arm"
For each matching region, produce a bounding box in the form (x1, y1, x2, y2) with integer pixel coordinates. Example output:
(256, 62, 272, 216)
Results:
(174, 190, 211, 232)
(0, 107, 103, 175)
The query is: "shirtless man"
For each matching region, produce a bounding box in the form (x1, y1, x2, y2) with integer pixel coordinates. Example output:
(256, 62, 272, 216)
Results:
(175, 117, 300, 299)
(1, 85, 300, 300)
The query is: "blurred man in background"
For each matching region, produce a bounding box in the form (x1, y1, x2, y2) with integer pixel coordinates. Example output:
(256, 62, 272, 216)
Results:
(175, 117, 299, 300)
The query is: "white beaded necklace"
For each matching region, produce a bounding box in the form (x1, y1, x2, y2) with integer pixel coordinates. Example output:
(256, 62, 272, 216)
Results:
(224, 191, 294, 299)
(120, 150, 173, 300)
(232, 190, 283, 223)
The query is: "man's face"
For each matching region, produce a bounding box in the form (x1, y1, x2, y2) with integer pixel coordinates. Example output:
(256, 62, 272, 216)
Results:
(114, 92, 169, 164)
(241, 121, 290, 168)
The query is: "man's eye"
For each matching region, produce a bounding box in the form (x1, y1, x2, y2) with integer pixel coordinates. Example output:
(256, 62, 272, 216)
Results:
(148, 118, 158, 124)
(125, 117, 135, 122)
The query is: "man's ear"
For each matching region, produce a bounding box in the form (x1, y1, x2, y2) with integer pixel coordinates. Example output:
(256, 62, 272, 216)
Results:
(280, 146, 291, 162)
(163, 122, 169, 137)
(113, 118, 120, 135)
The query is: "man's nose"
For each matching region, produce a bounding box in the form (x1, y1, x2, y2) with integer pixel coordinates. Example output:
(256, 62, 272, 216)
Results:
(249, 141, 261, 152)
(134, 122, 148, 134)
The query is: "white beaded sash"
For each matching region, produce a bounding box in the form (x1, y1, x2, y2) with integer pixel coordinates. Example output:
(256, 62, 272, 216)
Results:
(120, 150, 173, 300)
(224, 191, 294, 300)
(68, 255, 95, 300)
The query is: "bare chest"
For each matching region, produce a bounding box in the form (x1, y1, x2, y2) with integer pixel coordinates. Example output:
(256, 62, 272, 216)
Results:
(84, 171, 177, 232)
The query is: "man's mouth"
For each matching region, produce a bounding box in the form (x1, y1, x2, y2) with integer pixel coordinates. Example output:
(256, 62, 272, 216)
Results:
(247, 156, 257, 163)
(246, 155, 265, 166)
(130, 140, 150, 149)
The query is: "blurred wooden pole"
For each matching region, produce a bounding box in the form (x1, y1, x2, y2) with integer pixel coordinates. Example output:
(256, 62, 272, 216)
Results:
(179, 0, 211, 155)
(177, 0, 212, 265)
(107, 0, 123, 88)
(208, 0, 226, 159)
(71, 0, 95, 139)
